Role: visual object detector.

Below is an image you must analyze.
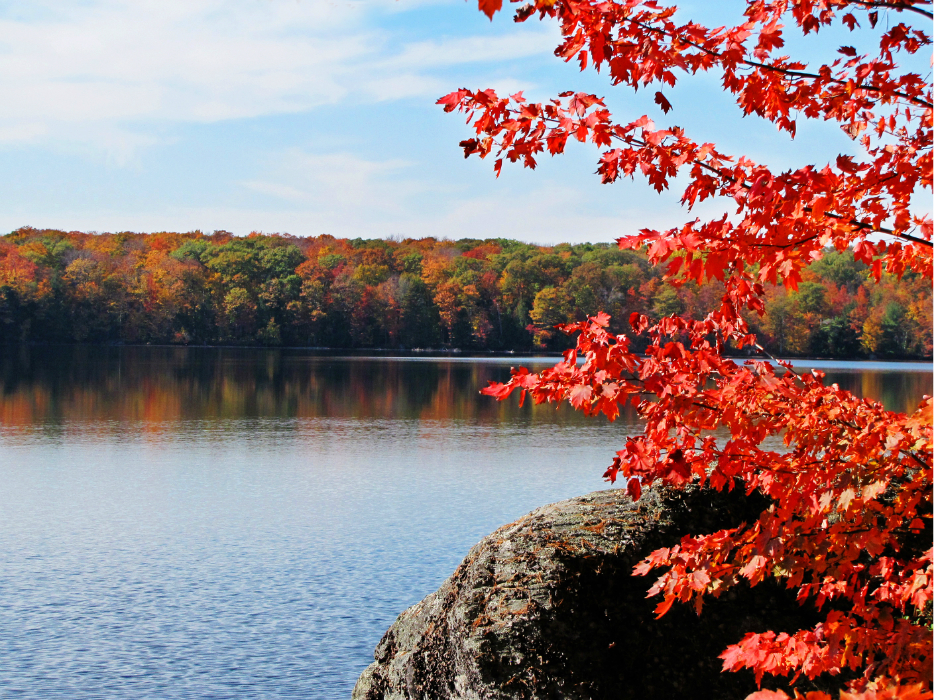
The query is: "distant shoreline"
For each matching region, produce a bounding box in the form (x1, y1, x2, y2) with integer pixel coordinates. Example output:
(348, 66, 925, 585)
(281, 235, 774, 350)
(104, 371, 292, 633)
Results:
(4, 230, 930, 361)
(2, 341, 931, 368)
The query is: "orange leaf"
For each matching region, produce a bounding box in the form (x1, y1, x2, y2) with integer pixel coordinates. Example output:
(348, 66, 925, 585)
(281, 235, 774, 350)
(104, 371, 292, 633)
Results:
(478, 0, 502, 20)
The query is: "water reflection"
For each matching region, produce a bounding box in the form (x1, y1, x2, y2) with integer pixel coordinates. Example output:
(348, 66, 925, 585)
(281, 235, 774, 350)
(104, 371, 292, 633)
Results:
(0, 347, 610, 430)
(0, 346, 929, 700)
(0, 347, 928, 430)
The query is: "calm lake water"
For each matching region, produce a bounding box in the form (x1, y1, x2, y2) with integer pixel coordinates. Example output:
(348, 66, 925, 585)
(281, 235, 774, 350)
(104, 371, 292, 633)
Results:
(0, 347, 930, 699)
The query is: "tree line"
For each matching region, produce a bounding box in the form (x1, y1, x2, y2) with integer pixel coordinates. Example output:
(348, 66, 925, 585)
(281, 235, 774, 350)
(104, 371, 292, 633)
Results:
(0, 227, 929, 358)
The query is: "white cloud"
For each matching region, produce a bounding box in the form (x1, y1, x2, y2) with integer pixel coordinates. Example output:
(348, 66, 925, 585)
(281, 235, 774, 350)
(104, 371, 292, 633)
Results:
(0, 123, 47, 144)
(383, 31, 557, 70)
(240, 181, 313, 205)
(0, 1, 368, 126)
(4, 170, 739, 245)
(0, 0, 554, 158)
(1, 133, 739, 244)
(241, 149, 438, 214)
(218, 147, 715, 243)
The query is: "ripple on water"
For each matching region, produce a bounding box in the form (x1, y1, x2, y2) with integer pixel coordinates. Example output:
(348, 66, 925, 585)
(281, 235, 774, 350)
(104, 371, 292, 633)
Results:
(0, 349, 928, 699)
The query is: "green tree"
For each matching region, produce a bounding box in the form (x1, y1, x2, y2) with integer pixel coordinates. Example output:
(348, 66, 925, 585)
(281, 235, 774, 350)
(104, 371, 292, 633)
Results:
(529, 286, 571, 347)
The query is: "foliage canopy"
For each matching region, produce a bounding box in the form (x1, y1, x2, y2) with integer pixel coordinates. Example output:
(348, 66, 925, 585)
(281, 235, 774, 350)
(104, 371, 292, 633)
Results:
(3, 228, 928, 358)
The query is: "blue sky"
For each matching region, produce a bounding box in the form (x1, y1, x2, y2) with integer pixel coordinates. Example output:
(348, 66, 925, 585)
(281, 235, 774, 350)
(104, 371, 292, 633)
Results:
(0, 0, 899, 245)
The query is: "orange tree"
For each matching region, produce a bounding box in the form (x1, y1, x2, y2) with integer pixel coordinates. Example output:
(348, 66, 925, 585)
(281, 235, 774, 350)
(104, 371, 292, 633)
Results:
(439, 0, 932, 697)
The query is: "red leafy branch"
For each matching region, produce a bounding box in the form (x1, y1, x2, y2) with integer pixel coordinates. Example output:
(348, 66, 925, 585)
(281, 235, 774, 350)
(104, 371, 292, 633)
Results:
(439, 87, 931, 293)
(617, 15, 933, 110)
(480, 311, 932, 693)
(446, 0, 933, 696)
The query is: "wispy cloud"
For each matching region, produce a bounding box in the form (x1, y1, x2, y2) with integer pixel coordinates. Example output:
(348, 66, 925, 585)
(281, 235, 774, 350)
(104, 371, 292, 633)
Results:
(0, 0, 553, 158)
(8, 141, 738, 244)
(242, 149, 440, 214)
(227, 147, 711, 243)
(382, 31, 557, 70)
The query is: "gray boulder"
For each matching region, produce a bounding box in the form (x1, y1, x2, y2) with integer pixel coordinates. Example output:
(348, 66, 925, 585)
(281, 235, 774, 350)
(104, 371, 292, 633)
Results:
(353, 486, 823, 700)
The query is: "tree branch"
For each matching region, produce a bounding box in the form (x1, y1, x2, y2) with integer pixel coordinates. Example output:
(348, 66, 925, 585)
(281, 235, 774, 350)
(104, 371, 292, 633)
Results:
(621, 17, 934, 109)
(741, 58, 933, 109)
(850, 0, 934, 19)
(476, 109, 932, 250)
(620, 132, 933, 247)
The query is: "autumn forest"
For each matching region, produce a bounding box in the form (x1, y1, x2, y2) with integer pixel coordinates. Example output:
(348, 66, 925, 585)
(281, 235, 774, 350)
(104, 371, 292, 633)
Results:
(0, 226, 929, 359)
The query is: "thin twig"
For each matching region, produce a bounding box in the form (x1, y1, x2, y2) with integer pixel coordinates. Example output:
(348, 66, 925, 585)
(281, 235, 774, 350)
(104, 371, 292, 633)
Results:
(621, 17, 933, 109)
(850, 0, 934, 19)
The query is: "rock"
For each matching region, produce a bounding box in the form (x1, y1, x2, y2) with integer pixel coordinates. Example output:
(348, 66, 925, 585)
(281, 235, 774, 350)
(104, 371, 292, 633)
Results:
(352, 486, 825, 700)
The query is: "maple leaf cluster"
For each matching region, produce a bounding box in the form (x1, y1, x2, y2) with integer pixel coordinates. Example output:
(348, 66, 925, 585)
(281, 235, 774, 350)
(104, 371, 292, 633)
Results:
(441, 0, 932, 697)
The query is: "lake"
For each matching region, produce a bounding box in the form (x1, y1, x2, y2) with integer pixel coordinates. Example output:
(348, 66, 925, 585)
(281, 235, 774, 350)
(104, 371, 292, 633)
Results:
(0, 346, 930, 699)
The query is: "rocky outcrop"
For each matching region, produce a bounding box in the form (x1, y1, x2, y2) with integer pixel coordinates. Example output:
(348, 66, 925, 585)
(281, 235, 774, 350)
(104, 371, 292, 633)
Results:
(353, 486, 828, 700)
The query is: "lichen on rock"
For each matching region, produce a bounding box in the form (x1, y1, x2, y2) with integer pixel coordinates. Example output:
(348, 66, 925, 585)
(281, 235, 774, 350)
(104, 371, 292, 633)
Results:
(353, 486, 823, 700)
